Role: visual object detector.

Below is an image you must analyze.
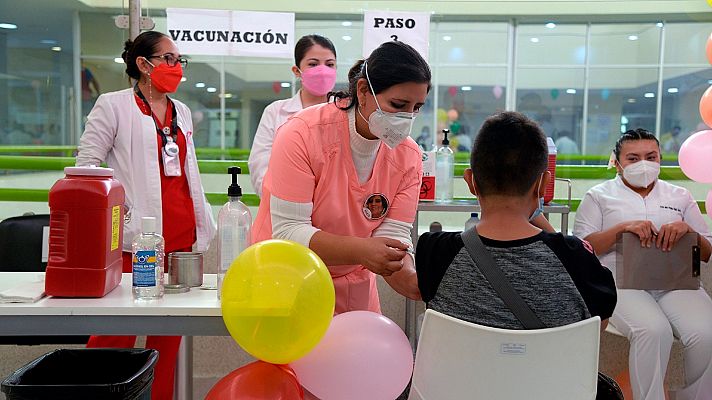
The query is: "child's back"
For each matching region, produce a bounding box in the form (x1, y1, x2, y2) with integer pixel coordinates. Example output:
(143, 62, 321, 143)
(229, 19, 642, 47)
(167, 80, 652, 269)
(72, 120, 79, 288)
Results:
(416, 230, 613, 328)
(415, 111, 616, 329)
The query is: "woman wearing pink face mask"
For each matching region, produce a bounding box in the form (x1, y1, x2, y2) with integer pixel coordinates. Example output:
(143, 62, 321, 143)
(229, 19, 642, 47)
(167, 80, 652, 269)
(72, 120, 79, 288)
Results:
(574, 129, 712, 400)
(249, 34, 338, 197)
(76, 31, 216, 400)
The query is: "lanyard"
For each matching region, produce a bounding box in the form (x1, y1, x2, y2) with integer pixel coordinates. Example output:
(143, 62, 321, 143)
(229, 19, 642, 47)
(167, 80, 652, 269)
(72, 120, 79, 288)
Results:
(134, 84, 178, 150)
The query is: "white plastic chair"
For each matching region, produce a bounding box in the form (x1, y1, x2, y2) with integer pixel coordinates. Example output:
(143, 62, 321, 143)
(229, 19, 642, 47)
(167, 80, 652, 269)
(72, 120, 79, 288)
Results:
(408, 309, 601, 400)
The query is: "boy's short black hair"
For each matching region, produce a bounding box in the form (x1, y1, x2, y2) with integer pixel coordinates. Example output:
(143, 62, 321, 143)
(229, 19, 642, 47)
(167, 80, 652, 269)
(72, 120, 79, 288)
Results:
(470, 111, 548, 197)
(614, 128, 660, 161)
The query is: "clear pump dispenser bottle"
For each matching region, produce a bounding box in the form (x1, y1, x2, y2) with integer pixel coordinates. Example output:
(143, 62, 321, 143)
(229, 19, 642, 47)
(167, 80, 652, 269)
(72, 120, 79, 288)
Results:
(436, 128, 454, 202)
(217, 166, 252, 300)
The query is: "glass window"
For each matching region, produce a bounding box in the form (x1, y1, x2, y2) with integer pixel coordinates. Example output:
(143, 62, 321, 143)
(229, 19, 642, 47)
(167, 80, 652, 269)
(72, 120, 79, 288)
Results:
(80, 12, 131, 123)
(589, 23, 661, 65)
(175, 57, 224, 149)
(1, 2, 77, 146)
(435, 22, 509, 65)
(660, 67, 712, 156)
(516, 24, 585, 153)
(517, 24, 587, 66)
(429, 22, 508, 152)
(435, 67, 507, 152)
(516, 67, 585, 148)
(6, 4, 710, 159)
(587, 67, 658, 155)
(81, 12, 125, 59)
(665, 22, 711, 65)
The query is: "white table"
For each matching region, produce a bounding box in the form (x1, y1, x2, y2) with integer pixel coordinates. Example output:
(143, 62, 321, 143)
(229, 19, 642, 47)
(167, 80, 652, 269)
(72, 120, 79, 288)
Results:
(0, 272, 228, 400)
(406, 199, 572, 349)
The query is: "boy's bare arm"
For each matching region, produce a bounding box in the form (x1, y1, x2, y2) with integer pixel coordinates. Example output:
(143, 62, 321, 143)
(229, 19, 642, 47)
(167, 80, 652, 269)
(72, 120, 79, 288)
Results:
(383, 250, 421, 300)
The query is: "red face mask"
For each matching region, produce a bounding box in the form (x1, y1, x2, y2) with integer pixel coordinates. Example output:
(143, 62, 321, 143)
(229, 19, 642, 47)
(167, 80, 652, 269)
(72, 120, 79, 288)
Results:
(147, 60, 183, 93)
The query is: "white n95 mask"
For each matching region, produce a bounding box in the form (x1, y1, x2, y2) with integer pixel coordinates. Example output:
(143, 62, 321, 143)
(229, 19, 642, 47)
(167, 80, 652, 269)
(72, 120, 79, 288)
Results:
(622, 160, 659, 188)
(364, 108, 415, 149)
(358, 61, 416, 149)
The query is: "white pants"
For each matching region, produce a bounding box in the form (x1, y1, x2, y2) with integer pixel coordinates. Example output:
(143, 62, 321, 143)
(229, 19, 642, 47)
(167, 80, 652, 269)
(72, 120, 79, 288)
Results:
(610, 288, 712, 400)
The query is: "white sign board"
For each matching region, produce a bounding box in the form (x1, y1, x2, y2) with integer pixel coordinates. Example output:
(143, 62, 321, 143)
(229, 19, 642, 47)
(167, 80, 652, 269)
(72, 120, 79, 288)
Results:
(362, 11, 430, 61)
(166, 8, 294, 58)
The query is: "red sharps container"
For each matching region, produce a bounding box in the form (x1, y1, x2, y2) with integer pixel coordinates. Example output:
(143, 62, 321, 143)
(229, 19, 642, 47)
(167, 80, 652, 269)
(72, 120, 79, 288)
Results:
(45, 166, 125, 297)
(544, 137, 557, 204)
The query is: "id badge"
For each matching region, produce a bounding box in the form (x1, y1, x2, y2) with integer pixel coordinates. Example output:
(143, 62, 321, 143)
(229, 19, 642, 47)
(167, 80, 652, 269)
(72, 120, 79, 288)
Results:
(162, 137, 181, 176)
(162, 150, 182, 176)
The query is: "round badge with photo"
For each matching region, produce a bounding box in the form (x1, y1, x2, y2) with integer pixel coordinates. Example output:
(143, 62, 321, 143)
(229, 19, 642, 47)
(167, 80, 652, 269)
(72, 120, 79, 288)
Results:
(163, 136, 179, 158)
(362, 193, 389, 220)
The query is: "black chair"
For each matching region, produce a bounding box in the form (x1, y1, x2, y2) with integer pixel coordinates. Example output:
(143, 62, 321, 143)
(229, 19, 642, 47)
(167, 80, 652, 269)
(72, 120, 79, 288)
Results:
(0, 214, 50, 272)
(0, 214, 88, 345)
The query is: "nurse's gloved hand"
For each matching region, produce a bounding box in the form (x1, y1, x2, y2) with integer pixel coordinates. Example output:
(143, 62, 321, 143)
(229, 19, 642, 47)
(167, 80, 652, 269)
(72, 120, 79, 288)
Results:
(359, 237, 408, 277)
(623, 220, 658, 248)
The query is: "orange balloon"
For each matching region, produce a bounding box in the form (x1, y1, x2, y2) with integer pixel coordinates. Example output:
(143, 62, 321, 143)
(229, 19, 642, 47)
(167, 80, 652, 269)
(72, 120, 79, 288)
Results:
(700, 86, 712, 128)
(707, 33, 712, 65)
(205, 361, 303, 400)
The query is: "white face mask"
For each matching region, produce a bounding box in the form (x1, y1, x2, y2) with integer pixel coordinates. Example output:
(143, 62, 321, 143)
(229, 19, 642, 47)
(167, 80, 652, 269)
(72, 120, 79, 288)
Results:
(621, 160, 660, 188)
(357, 61, 415, 149)
(529, 173, 545, 221)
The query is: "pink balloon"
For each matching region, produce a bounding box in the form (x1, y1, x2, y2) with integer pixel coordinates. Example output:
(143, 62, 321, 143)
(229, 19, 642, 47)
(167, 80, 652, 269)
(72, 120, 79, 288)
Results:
(679, 130, 712, 183)
(707, 33, 712, 65)
(700, 86, 712, 128)
(493, 85, 503, 99)
(192, 110, 204, 124)
(448, 86, 457, 98)
(290, 311, 413, 400)
(707, 189, 712, 217)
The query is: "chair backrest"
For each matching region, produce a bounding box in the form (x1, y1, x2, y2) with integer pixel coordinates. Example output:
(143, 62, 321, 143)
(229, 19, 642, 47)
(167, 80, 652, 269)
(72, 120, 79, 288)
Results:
(409, 309, 600, 400)
(0, 214, 50, 272)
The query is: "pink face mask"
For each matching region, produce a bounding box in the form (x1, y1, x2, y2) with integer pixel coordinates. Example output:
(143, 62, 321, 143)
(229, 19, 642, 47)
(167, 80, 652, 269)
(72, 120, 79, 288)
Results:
(299, 65, 337, 96)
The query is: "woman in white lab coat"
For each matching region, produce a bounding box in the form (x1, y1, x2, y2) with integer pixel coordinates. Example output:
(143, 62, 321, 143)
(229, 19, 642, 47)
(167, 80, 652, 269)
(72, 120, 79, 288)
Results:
(248, 34, 337, 197)
(77, 31, 215, 400)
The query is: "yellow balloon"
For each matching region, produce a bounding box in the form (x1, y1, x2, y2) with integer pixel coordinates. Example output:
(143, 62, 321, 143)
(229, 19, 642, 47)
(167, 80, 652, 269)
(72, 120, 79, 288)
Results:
(221, 239, 335, 364)
(437, 108, 448, 123)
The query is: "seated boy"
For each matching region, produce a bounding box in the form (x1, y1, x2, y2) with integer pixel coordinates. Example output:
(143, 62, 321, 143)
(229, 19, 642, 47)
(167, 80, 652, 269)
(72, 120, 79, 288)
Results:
(415, 111, 616, 329)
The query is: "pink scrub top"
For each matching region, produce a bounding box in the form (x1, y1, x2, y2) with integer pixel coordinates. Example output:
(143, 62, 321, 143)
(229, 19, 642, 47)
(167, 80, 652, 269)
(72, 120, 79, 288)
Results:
(252, 101, 422, 314)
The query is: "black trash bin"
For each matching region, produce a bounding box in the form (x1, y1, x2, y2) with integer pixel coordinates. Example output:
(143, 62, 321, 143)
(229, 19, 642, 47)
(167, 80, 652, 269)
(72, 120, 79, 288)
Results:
(1, 348, 158, 400)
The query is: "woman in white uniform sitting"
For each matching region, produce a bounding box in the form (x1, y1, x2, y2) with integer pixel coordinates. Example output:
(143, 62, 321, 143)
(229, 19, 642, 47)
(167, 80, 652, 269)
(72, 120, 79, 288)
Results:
(573, 128, 712, 400)
(248, 34, 337, 197)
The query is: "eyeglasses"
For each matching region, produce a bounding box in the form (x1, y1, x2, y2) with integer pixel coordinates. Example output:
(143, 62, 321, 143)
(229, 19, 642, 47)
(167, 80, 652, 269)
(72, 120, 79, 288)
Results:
(147, 54, 188, 68)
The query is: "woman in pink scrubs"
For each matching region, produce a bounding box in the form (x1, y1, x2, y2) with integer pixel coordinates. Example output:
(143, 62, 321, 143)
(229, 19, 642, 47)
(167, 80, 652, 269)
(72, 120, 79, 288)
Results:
(252, 40, 430, 313)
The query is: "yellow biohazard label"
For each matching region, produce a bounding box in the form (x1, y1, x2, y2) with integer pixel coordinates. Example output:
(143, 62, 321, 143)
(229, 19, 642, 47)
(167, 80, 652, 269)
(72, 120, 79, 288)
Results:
(111, 206, 120, 251)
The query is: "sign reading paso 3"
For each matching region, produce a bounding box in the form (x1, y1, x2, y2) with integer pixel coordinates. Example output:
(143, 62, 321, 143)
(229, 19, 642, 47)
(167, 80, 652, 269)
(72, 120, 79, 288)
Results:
(362, 11, 430, 61)
(166, 8, 295, 58)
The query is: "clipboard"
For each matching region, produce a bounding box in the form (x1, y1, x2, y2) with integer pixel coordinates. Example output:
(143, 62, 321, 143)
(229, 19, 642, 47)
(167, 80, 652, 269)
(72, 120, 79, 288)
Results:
(615, 232, 700, 290)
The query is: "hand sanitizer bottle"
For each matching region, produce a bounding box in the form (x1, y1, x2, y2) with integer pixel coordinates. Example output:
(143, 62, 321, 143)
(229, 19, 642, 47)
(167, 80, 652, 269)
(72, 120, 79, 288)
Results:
(217, 166, 252, 300)
(132, 216, 164, 300)
(436, 128, 454, 203)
